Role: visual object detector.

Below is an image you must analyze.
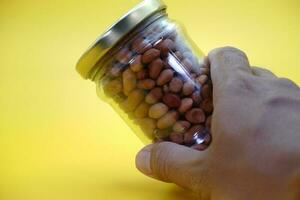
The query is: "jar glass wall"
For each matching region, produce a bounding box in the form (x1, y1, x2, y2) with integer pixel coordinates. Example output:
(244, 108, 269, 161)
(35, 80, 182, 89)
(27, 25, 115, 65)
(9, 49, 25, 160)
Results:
(92, 14, 213, 150)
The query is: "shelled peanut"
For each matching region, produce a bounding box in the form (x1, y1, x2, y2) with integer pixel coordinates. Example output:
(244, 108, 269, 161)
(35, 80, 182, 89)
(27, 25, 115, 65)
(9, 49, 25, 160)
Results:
(102, 25, 213, 150)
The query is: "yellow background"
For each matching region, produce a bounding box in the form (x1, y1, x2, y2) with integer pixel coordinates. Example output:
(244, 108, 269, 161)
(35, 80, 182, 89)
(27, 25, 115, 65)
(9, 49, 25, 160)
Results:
(1, 0, 300, 199)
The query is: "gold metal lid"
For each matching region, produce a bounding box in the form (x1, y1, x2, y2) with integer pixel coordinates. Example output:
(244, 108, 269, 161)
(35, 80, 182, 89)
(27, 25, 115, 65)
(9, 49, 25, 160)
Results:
(76, 0, 166, 79)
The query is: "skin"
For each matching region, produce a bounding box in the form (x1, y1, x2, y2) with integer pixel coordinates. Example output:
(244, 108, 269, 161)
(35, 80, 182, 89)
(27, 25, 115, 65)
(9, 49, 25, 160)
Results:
(135, 47, 300, 200)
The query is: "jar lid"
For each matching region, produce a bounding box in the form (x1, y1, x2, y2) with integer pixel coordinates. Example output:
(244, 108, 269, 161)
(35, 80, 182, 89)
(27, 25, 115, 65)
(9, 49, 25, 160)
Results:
(76, 0, 166, 79)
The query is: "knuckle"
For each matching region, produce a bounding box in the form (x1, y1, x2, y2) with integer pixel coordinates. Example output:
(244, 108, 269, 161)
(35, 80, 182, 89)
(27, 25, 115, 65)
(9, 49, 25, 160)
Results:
(223, 73, 255, 95)
(261, 68, 273, 74)
(277, 78, 297, 88)
(209, 46, 248, 60)
(262, 83, 287, 109)
(262, 78, 299, 103)
(254, 89, 286, 133)
(254, 78, 300, 137)
(253, 66, 273, 74)
(263, 78, 297, 107)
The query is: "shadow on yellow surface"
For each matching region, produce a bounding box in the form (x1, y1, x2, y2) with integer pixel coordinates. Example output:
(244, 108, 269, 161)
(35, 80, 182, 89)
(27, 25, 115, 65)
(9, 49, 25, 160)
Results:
(110, 181, 196, 200)
(0, 0, 300, 199)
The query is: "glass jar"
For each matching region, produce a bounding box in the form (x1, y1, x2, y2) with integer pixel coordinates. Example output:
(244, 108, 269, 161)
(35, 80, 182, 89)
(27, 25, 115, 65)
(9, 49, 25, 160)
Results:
(76, 0, 213, 150)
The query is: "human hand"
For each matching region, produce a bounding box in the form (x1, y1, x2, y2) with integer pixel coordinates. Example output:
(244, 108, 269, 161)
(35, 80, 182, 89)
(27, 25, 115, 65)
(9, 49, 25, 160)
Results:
(135, 47, 300, 200)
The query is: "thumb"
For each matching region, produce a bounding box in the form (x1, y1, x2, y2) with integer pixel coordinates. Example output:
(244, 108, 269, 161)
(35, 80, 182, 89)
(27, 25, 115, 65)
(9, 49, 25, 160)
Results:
(136, 142, 208, 190)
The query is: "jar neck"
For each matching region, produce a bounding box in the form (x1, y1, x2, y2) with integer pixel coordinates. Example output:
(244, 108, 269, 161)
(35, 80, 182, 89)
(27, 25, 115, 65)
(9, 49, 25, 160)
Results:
(89, 10, 168, 81)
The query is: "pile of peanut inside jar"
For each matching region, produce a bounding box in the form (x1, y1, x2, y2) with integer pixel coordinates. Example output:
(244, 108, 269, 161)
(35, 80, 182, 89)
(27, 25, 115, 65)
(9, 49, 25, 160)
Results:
(101, 17, 213, 151)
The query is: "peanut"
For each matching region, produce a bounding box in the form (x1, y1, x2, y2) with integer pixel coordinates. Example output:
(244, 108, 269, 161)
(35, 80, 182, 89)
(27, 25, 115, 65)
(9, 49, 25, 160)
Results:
(131, 38, 152, 54)
(191, 73, 197, 79)
(157, 69, 174, 86)
(185, 108, 206, 124)
(121, 89, 145, 112)
(199, 67, 210, 75)
(152, 24, 162, 33)
(182, 58, 193, 72)
(192, 143, 208, 151)
(169, 132, 184, 144)
(164, 61, 172, 69)
(191, 91, 202, 106)
(130, 55, 143, 72)
(174, 51, 183, 60)
(169, 77, 183, 93)
(163, 84, 170, 93)
(192, 132, 211, 150)
(103, 79, 122, 96)
(155, 39, 175, 57)
(145, 87, 163, 104)
(168, 31, 177, 41)
(203, 132, 212, 145)
(162, 93, 181, 108)
(205, 115, 212, 130)
(137, 69, 149, 80)
(137, 79, 155, 90)
(184, 125, 205, 145)
(196, 74, 208, 85)
(202, 83, 212, 99)
(182, 81, 195, 96)
(110, 63, 123, 77)
(154, 128, 172, 139)
(201, 98, 213, 113)
(134, 102, 150, 118)
(157, 110, 179, 129)
(116, 47, 132, 64)
(137, 118, 156, 139)
(148, 103, 169, 119)
(142, 48, 161, 64)
(173, 120, 191, 133)
(178, 98, 193, 114)
(149, 58, 164, 79)
(122, 68, 137, 96)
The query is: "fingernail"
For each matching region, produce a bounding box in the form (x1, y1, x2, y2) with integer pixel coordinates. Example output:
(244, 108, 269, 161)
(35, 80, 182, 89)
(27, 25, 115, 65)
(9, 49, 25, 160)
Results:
(136, 145, 153, 175)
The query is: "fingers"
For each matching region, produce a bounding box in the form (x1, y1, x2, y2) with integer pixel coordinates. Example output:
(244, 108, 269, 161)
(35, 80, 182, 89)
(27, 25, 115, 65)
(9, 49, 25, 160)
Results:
(252, 66, 276, 78)
(208, 47, 252, 89)
(136, 142, 208, 190)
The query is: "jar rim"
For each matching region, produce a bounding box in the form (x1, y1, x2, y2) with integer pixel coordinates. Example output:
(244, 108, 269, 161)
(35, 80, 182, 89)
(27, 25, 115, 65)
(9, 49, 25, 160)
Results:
(76, 0, 167, 79)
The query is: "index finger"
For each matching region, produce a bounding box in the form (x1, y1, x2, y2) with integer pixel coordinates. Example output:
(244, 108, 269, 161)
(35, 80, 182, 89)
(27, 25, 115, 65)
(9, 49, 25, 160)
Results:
(208, 47, 252, 90)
